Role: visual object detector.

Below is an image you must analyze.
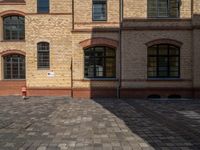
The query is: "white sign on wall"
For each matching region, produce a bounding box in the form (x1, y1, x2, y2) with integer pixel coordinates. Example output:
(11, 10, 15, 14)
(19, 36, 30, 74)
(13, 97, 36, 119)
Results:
(47, 71, 55, 77)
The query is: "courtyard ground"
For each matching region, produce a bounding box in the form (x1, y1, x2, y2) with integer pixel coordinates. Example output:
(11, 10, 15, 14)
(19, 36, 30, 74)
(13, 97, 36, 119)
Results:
(0, 96, 200, 150)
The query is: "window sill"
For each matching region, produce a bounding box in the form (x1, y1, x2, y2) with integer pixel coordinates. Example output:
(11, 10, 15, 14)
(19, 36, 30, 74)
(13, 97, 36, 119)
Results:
(146, 18, 181, 21)
(83, 78, 118, 81)
(1, 40, 25, 42)
(37, 68, 50, 71)
(147, 78, 181, 81)
(92, 20, 107, 22)
(37, 12, 50, 14)
(2, 79, 26, 81)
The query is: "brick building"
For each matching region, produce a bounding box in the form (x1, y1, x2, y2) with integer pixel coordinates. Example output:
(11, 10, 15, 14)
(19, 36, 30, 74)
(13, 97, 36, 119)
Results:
(0, 0, 199, 98)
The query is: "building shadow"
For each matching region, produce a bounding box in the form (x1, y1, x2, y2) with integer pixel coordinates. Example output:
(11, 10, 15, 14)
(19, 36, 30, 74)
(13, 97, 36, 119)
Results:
(92, 98, 200, 149)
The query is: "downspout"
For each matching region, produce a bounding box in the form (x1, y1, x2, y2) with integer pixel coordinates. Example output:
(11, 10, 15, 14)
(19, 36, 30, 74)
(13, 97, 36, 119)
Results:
(117, 0, 123, 99)
(71, 58, 73, 98)
(72, 0, 74, 30)
(71, 0, 75, 98)
(191, 0, 195, 98)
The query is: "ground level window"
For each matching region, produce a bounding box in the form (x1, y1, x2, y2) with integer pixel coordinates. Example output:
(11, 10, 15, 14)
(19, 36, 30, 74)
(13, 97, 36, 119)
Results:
(148, 44, 180, 78)
(4, 54, 25, 79)
(84, 46, 116, 78)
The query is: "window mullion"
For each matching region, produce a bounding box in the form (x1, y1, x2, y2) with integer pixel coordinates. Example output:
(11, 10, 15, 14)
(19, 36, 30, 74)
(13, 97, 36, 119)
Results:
(94, 48, 96, 78)
(167, 45, 170, 78)
(18, 56, 21, 79)
(156, 45, 159, 78)
(11, 56, 13, 79)
(104, 47, 106, 78)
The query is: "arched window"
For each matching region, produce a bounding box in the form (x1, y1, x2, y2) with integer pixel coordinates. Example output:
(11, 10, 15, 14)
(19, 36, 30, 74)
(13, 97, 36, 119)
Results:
(84, 46, 116, 78)
(37, 42, 50, 69)
(3, 16, 25, 40)
(148, 44, 180, 78)
(3, 54, 25, 79)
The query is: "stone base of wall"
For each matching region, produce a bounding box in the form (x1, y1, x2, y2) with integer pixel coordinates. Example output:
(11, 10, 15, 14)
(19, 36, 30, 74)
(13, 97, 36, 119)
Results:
(120, 88, 194, 99)
(27, 88, 72, 96)
(0, 83, 199, 99)
(194, 88, 200, 99)
(0, 80, 26, 96)
(73, 88, 117, 98)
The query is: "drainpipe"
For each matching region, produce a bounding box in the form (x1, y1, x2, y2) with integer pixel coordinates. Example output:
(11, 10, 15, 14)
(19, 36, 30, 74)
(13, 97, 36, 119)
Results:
(191, 0, 195, 98)
(71, 58, 73, 98)
(72, 0, 74, 30)
(117, 0, 123, 99)
(71, 0, 74, 98)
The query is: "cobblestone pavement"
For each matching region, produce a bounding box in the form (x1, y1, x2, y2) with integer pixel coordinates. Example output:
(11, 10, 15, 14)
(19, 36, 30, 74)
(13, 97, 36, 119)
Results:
(0, 97, 200, 150)
(0, 96, 153, 150)
(122, 99, 200, 150)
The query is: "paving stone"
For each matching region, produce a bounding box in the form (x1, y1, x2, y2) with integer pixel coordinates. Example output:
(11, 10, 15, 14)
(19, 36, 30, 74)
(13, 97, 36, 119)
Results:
(0, 96, 200, 150)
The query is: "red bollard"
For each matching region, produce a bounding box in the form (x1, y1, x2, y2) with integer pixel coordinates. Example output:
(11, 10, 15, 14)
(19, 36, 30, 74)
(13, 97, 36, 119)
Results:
(21, 87, 27, 99)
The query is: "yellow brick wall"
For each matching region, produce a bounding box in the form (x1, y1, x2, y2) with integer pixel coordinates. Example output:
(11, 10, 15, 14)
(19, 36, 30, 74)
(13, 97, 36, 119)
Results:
(0, 0, 200, 94)
(74, 0, 120, 30)
(25, 15, 72, 88)
(124, 0, 191, 18)
(121, 30, 193, 88)
(74, 0, 119, 22)
(72, 32, 119, 88)
(25, 0, 72, 13)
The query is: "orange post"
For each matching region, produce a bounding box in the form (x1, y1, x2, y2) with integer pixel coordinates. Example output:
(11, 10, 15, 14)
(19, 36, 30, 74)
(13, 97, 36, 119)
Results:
(21, 87, 27, 98)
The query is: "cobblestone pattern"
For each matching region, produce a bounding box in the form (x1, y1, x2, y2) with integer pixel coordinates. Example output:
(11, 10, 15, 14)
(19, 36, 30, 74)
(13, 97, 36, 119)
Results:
(123, 99, 200, 149)
(0, 96, 153, 150)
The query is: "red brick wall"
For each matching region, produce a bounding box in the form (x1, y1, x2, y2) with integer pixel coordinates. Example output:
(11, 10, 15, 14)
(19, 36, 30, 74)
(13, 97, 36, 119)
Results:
(120, 88, 194, 99)
(0, 80, 26, 96)
(27, 88, 71, 96)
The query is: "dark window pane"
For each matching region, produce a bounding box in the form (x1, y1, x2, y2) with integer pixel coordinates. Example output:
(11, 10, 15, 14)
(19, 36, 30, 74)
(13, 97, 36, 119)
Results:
(148, 0, 157, 17)
(169, 45, 179, 55)
(37, 42, 50, 69)
(148, 46, 157, 55)
(105, 58, 116, 77)
(84, 46, 116, 78)
(148, 0, 179, 18)
(158, 45, 168, 55)
(106, 47, 116, 57)
(95, 47, 104, 57)
(4, 54, 25, 79)
(93, 0, 107, 21)
(169, 0, 179, 17)
(3, 16, 25, 40)
(37, 0, 49, 13)
(158, 0, 168, 17)
(95, 57, 104, 77)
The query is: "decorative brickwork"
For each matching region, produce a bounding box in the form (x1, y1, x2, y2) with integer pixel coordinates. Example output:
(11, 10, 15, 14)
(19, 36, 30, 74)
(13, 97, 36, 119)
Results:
(79, 37, 118, 49)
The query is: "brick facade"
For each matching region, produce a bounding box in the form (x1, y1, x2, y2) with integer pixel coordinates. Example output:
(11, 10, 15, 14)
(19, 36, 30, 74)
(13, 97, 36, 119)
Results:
(0, 0, 199, 99)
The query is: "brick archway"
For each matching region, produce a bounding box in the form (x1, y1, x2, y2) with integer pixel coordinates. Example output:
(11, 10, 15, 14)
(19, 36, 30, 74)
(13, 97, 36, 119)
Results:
(0, 50, 26, 56)
(145, 38, 183, 47)
(79, 37, 118, 49)
(0, 10, 25, 17)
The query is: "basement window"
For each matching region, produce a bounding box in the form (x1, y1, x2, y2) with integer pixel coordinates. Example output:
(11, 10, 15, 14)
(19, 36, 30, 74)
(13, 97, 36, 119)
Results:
(4, 54, 25, 79)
